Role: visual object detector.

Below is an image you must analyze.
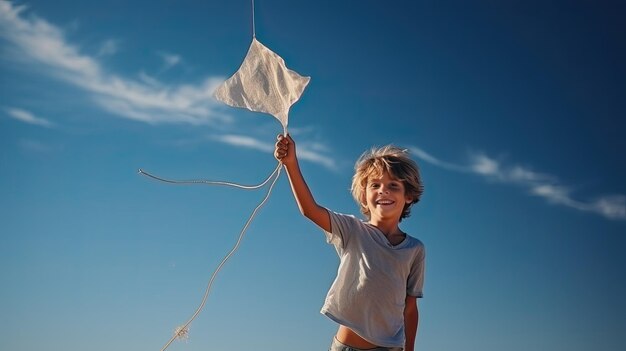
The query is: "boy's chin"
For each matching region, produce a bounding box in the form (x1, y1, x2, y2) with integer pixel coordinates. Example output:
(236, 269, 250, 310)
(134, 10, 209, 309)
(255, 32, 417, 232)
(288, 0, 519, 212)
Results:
(371, 209, 402, 220)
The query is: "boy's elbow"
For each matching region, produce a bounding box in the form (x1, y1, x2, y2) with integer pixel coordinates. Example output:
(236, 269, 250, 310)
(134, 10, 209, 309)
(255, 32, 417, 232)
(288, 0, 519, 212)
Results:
(301, 205, 330, 232)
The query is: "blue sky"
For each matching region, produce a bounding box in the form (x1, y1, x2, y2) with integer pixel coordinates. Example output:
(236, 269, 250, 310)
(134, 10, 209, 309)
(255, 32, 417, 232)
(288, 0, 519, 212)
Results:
(1, 0, 625, 350)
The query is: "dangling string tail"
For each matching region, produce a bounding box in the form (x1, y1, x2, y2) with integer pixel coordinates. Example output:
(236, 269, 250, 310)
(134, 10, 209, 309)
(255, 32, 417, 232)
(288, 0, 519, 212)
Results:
(138, 163, 283, 351)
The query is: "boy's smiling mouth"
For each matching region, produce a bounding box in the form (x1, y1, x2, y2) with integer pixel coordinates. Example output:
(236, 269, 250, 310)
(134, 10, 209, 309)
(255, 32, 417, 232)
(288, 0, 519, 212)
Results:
(376, 199, 395, 205)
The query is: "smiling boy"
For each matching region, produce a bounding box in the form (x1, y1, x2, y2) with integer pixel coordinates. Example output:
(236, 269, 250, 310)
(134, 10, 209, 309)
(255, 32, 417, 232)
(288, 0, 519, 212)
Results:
(275, 134, 425, 351)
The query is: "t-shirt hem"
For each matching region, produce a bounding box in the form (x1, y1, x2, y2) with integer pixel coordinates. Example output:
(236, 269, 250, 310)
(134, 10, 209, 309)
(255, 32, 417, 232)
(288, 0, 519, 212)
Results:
(320, 309, 405, 348)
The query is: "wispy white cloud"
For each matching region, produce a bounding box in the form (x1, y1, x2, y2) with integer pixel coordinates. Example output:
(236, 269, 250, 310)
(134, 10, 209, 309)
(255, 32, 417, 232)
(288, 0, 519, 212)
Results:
(5, 107, 54, 127)
(157, 51, 181, 71)
(410, 146, 467, 172)
(97, 38, 119, 57)
(0, 1, 228, 125)
(213, 134, 274, 153)
(212, 134, 337, 171)
(138, 71, 162, 88)
(466, 152, 555, 184)
(297, 145, 337, 170)
(410, 146, 626, 221)
(590, 196, 626, 220)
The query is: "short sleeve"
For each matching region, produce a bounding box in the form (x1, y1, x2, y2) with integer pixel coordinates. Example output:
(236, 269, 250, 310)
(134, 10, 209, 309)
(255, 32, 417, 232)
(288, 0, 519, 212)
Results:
(407, 243, 426, 298)
(323, 210, 360, 251)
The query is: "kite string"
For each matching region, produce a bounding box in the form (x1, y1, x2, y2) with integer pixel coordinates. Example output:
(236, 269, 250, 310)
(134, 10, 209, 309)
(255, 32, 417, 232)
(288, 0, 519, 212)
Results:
(252, 0, 256, 38)
(138, 162, 281, 190)
(143, 163, 283, 351)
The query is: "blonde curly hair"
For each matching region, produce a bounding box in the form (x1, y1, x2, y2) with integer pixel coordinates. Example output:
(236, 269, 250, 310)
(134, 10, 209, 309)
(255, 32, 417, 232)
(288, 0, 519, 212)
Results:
(351, 145, 423, 221)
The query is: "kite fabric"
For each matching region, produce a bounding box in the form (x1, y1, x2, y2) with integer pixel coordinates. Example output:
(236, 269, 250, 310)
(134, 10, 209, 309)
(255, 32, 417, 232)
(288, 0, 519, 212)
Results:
(213, 38, 310, 133)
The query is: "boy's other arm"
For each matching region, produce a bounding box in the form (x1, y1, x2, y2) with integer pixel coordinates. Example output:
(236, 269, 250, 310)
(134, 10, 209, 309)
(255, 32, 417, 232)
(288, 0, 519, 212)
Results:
(275, 134, 331, 232)
(404, 295, 418, 351)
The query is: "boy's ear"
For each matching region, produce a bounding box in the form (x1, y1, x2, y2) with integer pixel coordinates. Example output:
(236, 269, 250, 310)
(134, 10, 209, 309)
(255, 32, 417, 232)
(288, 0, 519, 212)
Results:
(405, 195, 413, 204)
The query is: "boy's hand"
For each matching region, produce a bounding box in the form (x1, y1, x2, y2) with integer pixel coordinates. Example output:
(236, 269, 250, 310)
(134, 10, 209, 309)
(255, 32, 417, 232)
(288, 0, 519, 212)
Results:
(274, 134, 296, 166)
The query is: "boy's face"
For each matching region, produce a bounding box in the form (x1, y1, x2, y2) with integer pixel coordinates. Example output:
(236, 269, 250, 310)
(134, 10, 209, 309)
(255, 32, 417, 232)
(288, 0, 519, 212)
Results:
(364, 171, 412, 223)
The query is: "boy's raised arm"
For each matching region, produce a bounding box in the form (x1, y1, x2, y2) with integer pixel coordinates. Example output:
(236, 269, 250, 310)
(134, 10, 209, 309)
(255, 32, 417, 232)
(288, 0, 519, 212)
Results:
(275, 134, 331, 232)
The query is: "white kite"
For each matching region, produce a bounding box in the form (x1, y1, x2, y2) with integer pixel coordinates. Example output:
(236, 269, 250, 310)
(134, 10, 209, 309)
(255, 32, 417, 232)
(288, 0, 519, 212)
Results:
(214, 37, 310, 134)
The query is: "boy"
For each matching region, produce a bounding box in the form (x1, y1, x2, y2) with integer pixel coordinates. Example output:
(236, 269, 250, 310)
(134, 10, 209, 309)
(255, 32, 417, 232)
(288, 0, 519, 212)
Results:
(274, 134, 425, 351)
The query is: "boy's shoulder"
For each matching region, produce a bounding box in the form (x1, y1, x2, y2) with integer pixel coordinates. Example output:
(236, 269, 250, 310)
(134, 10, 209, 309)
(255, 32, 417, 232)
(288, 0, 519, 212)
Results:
(327, 209, 360, 222)
(405, 234, 425, 249)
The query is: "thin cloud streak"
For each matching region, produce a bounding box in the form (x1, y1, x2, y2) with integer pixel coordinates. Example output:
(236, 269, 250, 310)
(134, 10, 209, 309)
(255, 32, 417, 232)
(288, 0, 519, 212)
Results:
(97, 38, 119, 57)
(6, 107, 54, 127)
(157, 51, 181, 71)
(212, 134, 337, 171)
(410, 146, 626, 221)
(410, 146, 468, 173)
(0, 1, 228, 125)
(214, 134, 274, 153)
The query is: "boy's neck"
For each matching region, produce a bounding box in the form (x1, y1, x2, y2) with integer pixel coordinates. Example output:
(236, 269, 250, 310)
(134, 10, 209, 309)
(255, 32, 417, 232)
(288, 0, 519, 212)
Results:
(369, 218, 404, 238)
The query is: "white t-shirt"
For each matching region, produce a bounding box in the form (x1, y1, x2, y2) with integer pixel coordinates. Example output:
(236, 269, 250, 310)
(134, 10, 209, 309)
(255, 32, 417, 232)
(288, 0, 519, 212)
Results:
(321, 210, 425, 348)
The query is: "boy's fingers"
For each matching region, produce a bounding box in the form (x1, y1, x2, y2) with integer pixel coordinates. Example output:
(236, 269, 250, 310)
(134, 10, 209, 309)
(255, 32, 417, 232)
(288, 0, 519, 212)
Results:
(275, 149, 287, 159)
(276, 134, 289, 144)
